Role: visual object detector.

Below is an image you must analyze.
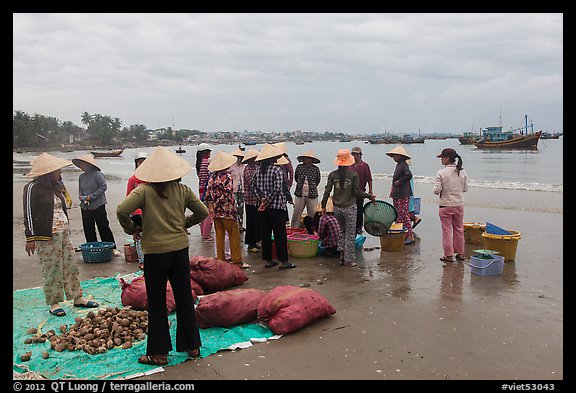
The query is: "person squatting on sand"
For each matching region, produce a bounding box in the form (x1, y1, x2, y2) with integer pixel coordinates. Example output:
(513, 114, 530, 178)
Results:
(116, 146, 208, 366)
(322, 149, 375, 267)
(23, 153, 100, 317)
(434, 147, 468, 264)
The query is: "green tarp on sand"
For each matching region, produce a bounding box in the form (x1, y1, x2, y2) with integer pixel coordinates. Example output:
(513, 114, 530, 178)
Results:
(13, 275, 275, 380)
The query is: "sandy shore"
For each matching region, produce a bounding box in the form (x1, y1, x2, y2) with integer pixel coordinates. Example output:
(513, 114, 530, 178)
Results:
(12, 176, 563, 381)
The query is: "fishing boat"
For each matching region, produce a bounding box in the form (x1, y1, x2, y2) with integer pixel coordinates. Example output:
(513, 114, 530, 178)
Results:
(474, 115, 542, 150)
(91, 149, 124, 157)
(243, 141, 258, 146)
(458, 132, 479, 145)
(400, 133, 425, 144)
(540, 131, 563, 139)
(175, 146, 186, 153)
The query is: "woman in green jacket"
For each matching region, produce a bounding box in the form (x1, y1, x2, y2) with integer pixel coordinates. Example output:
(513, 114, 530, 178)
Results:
(117, 147, 208, 366)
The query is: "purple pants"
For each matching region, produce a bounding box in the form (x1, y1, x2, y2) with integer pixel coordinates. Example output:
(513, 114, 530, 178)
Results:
(438, 205, 465, 257)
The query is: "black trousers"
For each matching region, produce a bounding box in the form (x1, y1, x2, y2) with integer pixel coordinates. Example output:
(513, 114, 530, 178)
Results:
(259, 208, 289, 263)
(80, 204, 117, 248)
(356, 199, 365, 232)
(244, 204, 261, 246)
(143, 247, 201, 355)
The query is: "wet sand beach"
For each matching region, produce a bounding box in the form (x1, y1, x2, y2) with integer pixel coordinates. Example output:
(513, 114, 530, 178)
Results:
(13, 163, 563, 382)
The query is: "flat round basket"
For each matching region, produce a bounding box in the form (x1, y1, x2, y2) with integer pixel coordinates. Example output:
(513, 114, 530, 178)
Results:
(363, 200, 398, 236)
(79, 241, 115, 263)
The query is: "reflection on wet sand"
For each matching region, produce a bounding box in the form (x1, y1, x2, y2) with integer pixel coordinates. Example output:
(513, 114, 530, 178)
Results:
(372, 237, 424, 299)
(440, 263, 465, 301)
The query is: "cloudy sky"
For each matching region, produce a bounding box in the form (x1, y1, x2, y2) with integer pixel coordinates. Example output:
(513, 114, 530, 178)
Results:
(13, 13, 563, 134)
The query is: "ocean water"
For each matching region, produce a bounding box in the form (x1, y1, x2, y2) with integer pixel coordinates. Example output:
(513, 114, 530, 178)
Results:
(13, 136, 563, 213)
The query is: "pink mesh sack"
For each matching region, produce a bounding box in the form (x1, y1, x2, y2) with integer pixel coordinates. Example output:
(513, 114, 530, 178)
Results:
(196, 288, 265, 328)
(257, 285, 336, 335)
(189, 256, 248, 293)
(119, 276, 178, 312)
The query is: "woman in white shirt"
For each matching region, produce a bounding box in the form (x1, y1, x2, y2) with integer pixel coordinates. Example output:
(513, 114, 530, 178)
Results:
(433, 148, 468, 264)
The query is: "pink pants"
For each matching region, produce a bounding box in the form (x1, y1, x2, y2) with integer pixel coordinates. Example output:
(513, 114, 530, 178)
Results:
(438, 205, 465, 257)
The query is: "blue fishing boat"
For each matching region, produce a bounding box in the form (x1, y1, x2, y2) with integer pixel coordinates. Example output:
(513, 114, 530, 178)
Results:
(474, 115, 542, 150)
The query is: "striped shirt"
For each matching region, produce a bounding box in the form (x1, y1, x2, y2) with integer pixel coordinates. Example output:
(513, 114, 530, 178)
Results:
(197, 157, 210, 198)
(243, 163, 258, 206)
(252, 164, 287, 211)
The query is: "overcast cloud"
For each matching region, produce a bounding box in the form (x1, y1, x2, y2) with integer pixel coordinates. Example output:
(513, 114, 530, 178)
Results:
(13, 13, 563, 134)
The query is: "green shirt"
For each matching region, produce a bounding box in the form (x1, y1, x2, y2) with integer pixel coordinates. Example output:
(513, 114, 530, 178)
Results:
(322, 167, 371, 209)
(116, 182, 208, 255)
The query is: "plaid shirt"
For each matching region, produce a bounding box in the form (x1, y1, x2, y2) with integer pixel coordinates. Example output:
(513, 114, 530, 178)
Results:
(243, 163, 258, 206)
(204, 171, 237, 220)
(252, 164, 287, 210)
(318, 214, 340, 248)
(294, 163, 321, 198)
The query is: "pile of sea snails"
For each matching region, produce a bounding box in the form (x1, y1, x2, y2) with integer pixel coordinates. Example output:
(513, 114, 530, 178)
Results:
(21, 307, 148, 360)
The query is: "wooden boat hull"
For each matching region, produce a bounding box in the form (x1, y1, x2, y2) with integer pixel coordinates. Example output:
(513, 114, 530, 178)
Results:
(91, 149, 124, 157)
(474, 131, 541, 150)
(458, 137, 476, 145)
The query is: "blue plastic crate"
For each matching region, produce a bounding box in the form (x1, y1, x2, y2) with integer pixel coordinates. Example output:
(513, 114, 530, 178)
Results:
(485, 222, 512, 235)
(413, 197, 421, 215)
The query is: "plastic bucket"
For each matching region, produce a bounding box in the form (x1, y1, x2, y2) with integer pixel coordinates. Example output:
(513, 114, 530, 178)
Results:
(481, 230, 521, 262)
(470, 254, 505, 275)
(464, 222, 486, 244)
(379, 229, 407, 251)
(124, 243, 139, 262)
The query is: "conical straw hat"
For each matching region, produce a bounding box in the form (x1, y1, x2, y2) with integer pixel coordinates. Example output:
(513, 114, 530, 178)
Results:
(134, 146, 191, 183)
(386, 145, 411, 159)
(208, 151, 237, 172)
(333, 149, 355, 167)
(297, 150, 320, 164)
(272, 142, 287, 153)
(255, 143, 284, 162)
(274, 156, 289, 165)
(26, 153, 72, 178)
(231, 147, 245, 157)
(241, 148, 260, 163)
(72, 154, 101, 171)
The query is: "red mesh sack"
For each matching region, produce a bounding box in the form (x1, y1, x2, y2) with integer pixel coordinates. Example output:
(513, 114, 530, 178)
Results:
(195, 288, 265, 328)
(190, 277, 204, 296)
(189, 256, 248, 293)
(257, 285, 336, 335)
(119, 276, 195, 312)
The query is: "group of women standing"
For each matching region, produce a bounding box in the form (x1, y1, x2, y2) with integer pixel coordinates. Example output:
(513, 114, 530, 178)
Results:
(22, 141, 467, 367)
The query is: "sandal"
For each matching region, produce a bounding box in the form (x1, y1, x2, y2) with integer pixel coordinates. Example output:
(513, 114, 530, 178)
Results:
(455, 254, 466, 261)
(279, 262, 297, 270)
(186, 348, 200, 358)
(138, 354, 168, 366)
(232, 262, 251, 269)
(413, 218, 422, 229)
(49, 308, 66, 317)
(74, 300, 99, 308)
(440, 256, 456, 263)
(264, 261, 278, 268)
